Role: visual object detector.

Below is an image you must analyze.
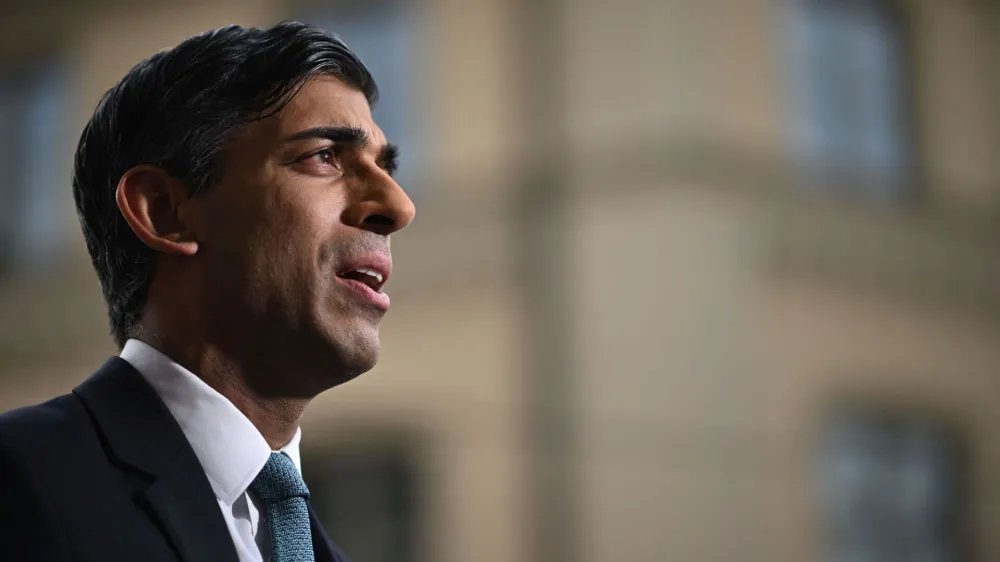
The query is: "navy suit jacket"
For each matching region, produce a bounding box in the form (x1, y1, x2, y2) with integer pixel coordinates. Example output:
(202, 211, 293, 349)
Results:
(0, 357, 350, 562)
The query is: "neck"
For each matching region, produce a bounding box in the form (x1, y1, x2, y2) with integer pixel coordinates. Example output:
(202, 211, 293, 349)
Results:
(132, 328, 309, 450)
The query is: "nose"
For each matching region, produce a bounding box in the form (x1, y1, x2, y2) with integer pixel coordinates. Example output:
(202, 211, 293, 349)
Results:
(341, 166, 416, 236)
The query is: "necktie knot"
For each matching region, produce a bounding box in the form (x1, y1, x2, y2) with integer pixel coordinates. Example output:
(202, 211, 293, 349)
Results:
(249, 452, 310, 503)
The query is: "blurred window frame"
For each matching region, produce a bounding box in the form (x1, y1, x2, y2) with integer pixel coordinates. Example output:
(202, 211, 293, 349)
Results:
(787, 0, 915, 202)
(819, 409, 967, 562)
(0, 55, 73, 276)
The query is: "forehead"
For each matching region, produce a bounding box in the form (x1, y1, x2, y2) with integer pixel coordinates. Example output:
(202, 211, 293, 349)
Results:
(251, 75, 385, 146)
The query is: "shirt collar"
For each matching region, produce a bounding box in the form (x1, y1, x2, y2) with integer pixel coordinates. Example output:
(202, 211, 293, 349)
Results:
(120, 339, 303, 505)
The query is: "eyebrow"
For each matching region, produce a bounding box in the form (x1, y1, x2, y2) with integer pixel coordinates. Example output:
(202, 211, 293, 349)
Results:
(286, 125, 371, 146)
(286, 126, 401, 176)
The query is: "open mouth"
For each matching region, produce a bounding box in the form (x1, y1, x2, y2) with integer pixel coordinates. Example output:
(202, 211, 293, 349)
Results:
(336, 267, 386, 293)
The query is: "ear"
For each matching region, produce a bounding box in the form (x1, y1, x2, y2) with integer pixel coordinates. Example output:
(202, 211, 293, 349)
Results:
(115, 165, 199, 256)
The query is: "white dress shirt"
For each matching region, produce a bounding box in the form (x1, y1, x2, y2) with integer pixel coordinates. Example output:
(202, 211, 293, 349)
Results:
(120, 339, 302, 562)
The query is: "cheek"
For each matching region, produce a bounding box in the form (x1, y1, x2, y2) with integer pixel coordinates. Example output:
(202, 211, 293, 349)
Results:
(254, 185, 344, 285)
(253, 204, 313, 278)
(203, 168, 346, 289)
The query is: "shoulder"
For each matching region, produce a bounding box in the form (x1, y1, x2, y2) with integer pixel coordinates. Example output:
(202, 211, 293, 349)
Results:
(0, 356, 137, 462)
(0, 396, 82, 560)
(0, 393, 89, 447)
(0, 392, 94, 470)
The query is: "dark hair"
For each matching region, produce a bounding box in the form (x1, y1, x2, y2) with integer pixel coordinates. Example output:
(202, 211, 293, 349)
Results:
(72, 21, 378, 348)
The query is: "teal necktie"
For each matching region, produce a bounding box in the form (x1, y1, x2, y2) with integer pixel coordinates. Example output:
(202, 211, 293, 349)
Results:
(250, 452, 315, 562)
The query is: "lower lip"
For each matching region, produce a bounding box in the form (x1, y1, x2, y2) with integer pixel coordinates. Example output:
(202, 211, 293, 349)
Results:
(336, 277, 391, 311)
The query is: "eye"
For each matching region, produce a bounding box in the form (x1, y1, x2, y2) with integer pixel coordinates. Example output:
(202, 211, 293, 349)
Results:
(305, 146, 343, 170)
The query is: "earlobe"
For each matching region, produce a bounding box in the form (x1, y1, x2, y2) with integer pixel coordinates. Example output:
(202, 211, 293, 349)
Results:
(115, 165, 199, 256)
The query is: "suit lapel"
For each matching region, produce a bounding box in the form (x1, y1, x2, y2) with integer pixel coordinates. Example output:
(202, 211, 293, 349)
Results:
(74, 357, 240, 562)
(143, 469, 240, 562)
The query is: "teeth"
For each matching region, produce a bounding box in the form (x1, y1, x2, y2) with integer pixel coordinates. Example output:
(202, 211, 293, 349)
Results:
(355, 267, 384, 283)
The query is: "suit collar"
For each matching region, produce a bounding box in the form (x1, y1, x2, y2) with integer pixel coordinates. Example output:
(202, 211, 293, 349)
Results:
(74, 356, 189, 475)
(74, 357, 240, 562)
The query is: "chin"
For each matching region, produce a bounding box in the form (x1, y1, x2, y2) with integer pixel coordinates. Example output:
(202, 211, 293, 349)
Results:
(322, 324, 381, 383)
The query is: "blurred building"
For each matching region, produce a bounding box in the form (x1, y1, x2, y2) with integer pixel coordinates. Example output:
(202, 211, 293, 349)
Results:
(2, 0, 1000, 561)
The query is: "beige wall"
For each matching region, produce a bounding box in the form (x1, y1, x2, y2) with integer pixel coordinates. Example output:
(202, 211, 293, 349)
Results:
(763, 280, 1000, 561)
(569, 184, 1000, 561)
(911, 0, 1000, 211)
(573, 187, 765, 562)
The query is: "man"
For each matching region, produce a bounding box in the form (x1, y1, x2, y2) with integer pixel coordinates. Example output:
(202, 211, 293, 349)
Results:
(0, 21, 414, 562)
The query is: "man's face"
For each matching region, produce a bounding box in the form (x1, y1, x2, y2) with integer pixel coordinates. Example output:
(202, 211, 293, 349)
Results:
(192, 75, 415, 394)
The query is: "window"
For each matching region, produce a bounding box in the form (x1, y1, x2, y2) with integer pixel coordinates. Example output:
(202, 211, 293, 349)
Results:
(297, 0, 423, 196)
(788, 0, 913, 201)
(0, 57, 73, 275)
(304, 441, 421, 562)
(820, 412, 965, 562)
